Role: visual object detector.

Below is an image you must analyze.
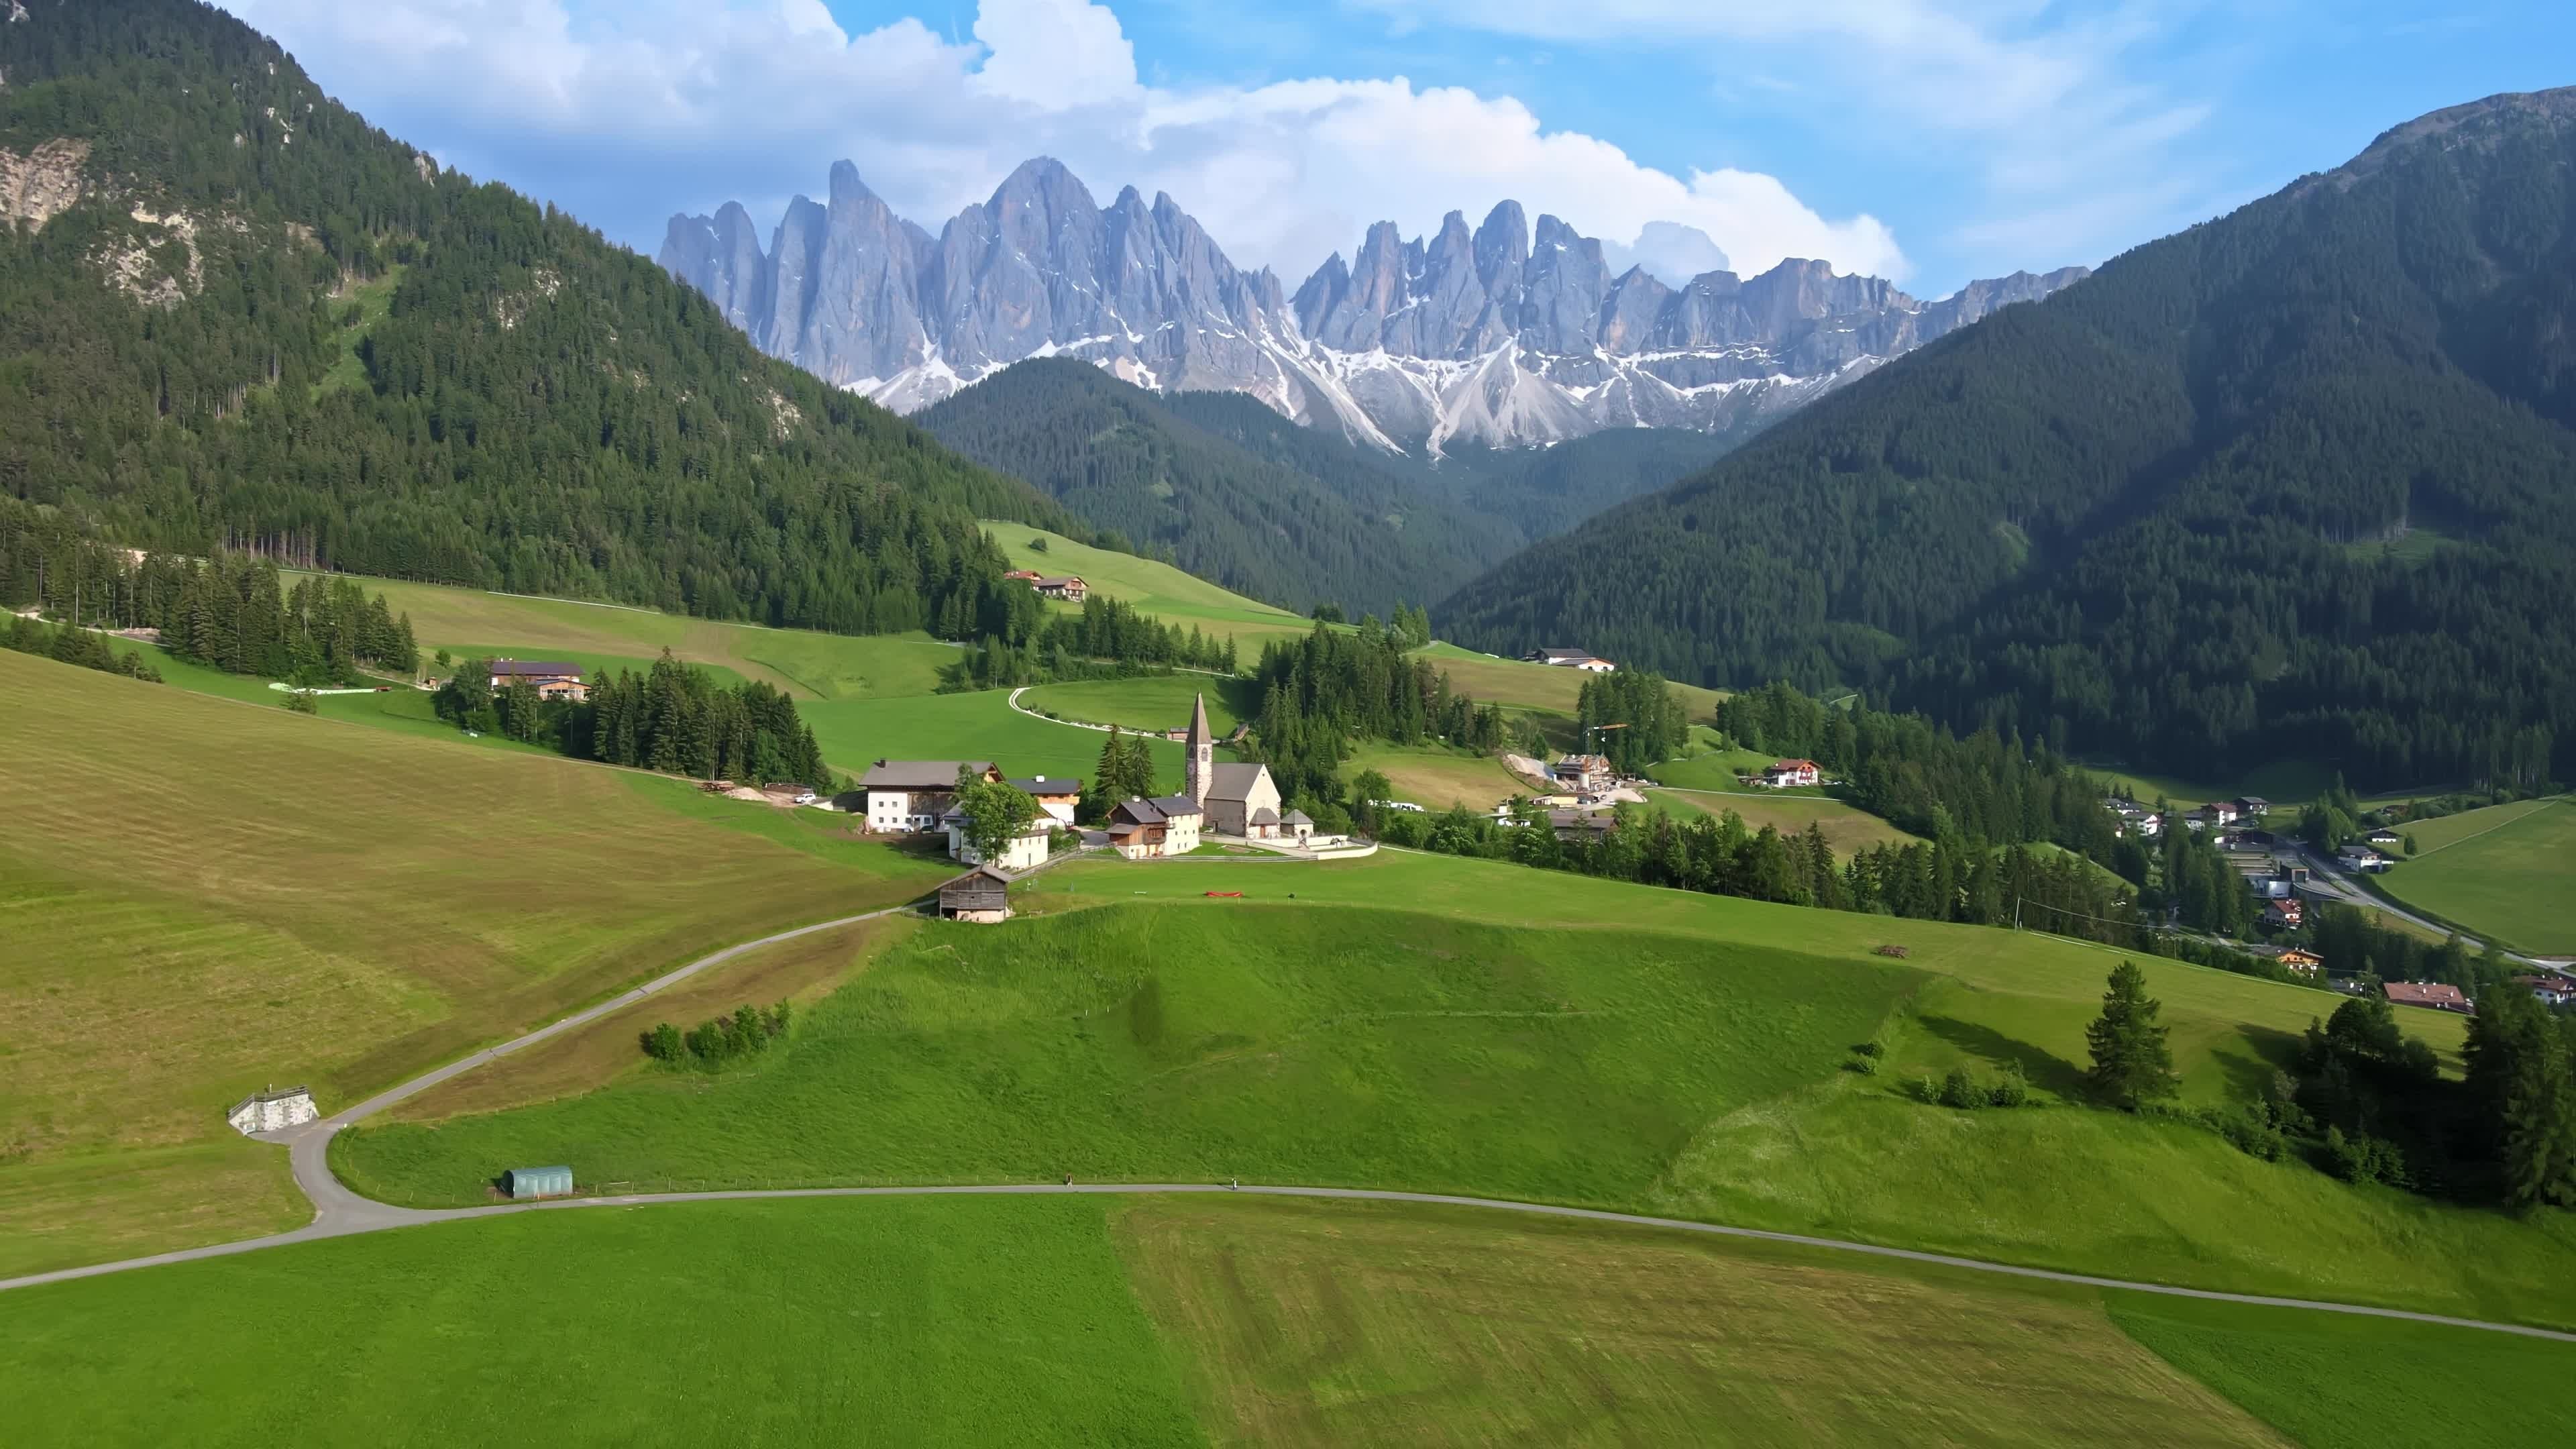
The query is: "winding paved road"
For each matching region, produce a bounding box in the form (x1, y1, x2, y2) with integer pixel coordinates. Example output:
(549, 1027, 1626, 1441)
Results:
(7, 908, 2574, 1350)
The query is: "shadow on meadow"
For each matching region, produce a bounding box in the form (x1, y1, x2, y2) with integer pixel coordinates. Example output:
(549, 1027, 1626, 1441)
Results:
(1915, 1013, 2087, 1098)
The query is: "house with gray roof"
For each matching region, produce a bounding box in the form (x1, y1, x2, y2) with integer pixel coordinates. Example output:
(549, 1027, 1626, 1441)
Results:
(861, 759, 999, 833)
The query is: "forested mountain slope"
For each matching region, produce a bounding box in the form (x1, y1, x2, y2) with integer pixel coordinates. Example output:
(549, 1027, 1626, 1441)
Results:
(918, 358, 1730, 614)
(0, 0, 1072, 636)
(1441, 87, 2576, 787)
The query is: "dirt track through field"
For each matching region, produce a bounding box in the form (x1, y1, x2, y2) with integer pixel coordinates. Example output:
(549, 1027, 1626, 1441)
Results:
(7, 887, 2573, 1348)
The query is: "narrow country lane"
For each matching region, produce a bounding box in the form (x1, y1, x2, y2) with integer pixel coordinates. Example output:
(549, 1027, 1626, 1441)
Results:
(5, 883, 2573, 1348)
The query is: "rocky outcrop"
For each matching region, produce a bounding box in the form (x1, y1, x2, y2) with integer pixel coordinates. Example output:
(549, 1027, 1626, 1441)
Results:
(662, 158, 2088, 454)
(0, 138, 89, 232)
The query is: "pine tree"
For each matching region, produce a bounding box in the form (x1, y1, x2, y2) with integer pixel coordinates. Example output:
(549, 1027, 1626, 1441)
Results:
(2085, 961, 2179, 1110)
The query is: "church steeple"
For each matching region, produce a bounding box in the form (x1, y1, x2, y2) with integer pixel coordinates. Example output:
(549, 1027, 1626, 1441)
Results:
(1185, 692, 1213, 804)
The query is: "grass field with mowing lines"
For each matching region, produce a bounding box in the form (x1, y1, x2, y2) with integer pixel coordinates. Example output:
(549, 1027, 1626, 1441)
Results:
(1017, 675, 1250, 735)
(803, 689, 1184, 784)
(2110, 1290, 2576, 1449)
(1116, 1196, 2290, 1448)
(1, 1197, 1203, 1448)
(2372, 798, 2575, 954)
(0, 649, 951, 1276)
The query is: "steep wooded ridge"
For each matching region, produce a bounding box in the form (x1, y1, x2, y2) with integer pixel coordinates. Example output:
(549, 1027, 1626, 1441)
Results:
(916, 357, 1732, 613)
(0, 0, 1073, 636)
(1442, 88, 2576, 788)
(661, 156, 2084, 453)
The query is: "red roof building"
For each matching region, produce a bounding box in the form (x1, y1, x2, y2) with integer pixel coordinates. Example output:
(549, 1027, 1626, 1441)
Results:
(2383, 981, 2471, 1012)
(1764, 759, 1821, 788)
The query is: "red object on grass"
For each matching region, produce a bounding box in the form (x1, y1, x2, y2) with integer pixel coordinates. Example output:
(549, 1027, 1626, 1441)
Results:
(1205, 891, 1244, 898)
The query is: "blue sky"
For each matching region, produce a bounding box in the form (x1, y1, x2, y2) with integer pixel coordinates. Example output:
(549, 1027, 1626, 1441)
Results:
(220, 1, 2576, 295)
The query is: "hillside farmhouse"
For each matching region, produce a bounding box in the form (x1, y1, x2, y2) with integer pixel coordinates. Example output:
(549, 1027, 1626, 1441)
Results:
(226, 1085, 317, 1136)
(1002, 569, 1041, 582)
(1523, 647, 1615, 672)
(1033, 575, 1088, 601)
(861, 759, 1000, 833)
(2384, 980, 2471, 1013)
(1764, 759, 1822, 788)
(2512, 974, 2574, 1008)
(2277, 948, 2324, 975)
(488, 659, 588, 702)
(2338, 843, 2389, 873)
(1550, 809, 1616, 842)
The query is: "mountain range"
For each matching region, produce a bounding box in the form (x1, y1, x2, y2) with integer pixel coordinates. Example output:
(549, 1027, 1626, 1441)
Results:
(659, 160, 2085, 453)
(1440, 87, 2576, 788)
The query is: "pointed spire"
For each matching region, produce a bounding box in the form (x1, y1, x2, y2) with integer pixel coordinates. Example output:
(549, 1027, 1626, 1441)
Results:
(1189, 691, 1212, 748)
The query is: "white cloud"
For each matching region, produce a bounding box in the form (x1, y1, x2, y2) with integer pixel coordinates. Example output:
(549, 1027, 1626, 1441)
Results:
(213, 0, 1904, 283)
(1356, 0, 2227, 268)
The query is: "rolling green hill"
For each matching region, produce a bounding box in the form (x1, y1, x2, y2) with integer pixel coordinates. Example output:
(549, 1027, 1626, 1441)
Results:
(0, 0, 1069, 637)
(0, 648, 949, 1277)
(335, 857, 2576, 1330)
(1440, 87, 2576, 790)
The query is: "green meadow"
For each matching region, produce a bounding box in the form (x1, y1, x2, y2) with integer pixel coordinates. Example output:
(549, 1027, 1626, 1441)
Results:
(335, 859, 2576, 1328)
(2372, 796, 2576, 954)
(1018, 674, 1248, 735)
(284, 570, 965, 700)
(0, 649, 950, 1277)
(990, 521, 1320, 648)
(15, 1191, 2558, 1447)
(802, 690, 1183, 784)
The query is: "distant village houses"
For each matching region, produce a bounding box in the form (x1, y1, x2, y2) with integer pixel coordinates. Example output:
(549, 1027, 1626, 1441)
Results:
(1010, 775, 1082, 827)
(1521, 647, 1616, 672)
(2277, 948, 2324, 975)
(487, 659, 588, 702)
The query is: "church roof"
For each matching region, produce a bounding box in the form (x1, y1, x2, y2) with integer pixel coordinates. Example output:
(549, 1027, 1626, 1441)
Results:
(1281, 809, 1313, 825)
(1248, 806, 1279, 825)
(1203, 763, 1273, 802)
(1187, 692, 1212, 749)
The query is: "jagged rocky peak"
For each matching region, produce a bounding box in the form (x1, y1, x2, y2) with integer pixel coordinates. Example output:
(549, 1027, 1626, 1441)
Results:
(660, 156, 2088, 453)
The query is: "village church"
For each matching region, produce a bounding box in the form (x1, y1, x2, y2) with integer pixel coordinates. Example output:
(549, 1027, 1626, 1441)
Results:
(1106, 693, 1311, 858)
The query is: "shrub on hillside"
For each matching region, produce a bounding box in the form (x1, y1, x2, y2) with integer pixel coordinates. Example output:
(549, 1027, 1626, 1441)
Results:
(1986, 1063, 2030, 1108)
(642, 1001, 792, 1067)
(1939, 1067, 1986, 1110)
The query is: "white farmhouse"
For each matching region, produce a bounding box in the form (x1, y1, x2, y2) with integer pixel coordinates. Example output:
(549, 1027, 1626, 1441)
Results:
(226, 1085, 318, 1136)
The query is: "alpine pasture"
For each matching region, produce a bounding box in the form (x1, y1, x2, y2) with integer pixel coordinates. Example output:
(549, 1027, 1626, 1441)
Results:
(0, 649, 950, 1277)
(2371, 796, 2576, 955)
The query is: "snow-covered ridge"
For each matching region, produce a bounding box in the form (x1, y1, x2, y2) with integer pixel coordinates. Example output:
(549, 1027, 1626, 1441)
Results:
(661, 157, 2086, 455)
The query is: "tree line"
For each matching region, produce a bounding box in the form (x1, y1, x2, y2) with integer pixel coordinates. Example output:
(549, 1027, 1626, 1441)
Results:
(943, 592, 1240, 692)
(1, 513, 417, 684)
(1, 613, 164, 684)
(433, 649, 830, 790)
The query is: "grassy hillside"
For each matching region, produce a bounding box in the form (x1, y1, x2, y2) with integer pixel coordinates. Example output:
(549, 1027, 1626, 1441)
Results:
(0, 649, 951, 1276)
(1417, 641, 1726, 718)
(1017, 676, 1248, 737)
(990, 523, 1319, 649)
(15, 1191, 2558, 1447)
(2373, 797, 2576, 954)
(802, 690, 1183, 785)
(1648, 786, 1921, 857)
(335, 856, 2576, 1326)
(289, 572, 965, 701)
(1346, 741, 1532, 811)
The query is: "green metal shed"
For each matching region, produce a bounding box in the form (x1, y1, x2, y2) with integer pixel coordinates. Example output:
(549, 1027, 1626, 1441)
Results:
(504, 1165, 574, 1199)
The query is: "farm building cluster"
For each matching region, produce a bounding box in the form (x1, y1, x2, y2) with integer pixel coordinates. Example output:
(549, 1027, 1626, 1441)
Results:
(857, 694, 1320, 924)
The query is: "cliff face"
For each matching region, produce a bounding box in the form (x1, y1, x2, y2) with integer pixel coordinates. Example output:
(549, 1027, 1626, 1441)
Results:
(662, 158, 2087, 454)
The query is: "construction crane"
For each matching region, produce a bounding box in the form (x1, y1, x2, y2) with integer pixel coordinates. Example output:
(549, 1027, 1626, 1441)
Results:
(1582, 722, 1629, 753)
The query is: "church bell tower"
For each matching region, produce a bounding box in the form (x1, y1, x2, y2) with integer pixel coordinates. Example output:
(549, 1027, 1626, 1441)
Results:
(1185, 692, 1213, 804)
